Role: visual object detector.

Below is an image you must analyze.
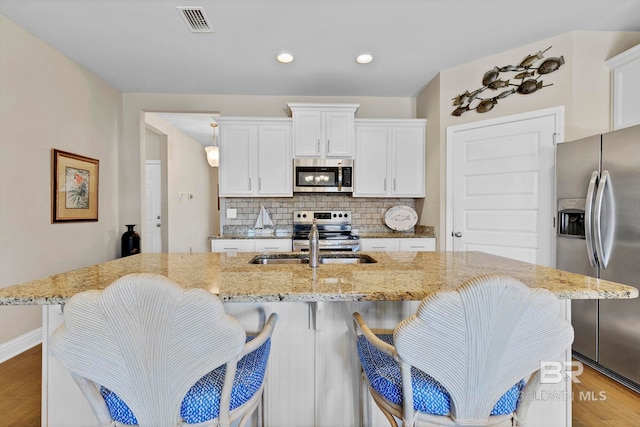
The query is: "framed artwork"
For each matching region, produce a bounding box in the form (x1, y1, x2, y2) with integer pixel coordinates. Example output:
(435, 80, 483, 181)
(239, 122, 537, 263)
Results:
(52, 149, 99, 222)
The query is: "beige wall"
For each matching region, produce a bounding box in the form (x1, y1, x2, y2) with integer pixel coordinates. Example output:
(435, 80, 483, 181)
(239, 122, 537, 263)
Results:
(417, 31, 640, 248)
(121, 94, 417, 232)
(416, 73, 441, 237)
(145, 113, 216, 253)
(0, 16, 121, 343)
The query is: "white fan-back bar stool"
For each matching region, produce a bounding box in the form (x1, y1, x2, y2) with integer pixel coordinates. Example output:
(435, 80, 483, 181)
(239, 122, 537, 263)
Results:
(50, 273, 278, 427)
(353, 275, 574, 427)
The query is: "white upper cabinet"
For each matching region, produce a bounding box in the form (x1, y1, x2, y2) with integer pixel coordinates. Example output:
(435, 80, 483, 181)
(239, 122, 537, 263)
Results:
(218, 117, 292, 197)
(607, 44, 640, 130)
(353, 119, 426, 197)
(288, 103, 359, 158)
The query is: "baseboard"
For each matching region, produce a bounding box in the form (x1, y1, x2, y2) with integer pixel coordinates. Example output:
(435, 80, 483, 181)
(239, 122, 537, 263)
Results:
(0, 328, 42, 363)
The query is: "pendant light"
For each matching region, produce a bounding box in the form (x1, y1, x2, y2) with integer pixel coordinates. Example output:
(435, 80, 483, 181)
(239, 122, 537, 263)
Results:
(205, 122, 219, 167)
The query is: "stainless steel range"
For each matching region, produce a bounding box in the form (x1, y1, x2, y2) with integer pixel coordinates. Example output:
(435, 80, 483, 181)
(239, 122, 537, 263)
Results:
(292, 211, 359, 252)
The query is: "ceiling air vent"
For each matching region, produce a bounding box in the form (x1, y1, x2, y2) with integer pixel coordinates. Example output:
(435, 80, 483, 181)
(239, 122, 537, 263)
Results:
(177, 6, 213, 33)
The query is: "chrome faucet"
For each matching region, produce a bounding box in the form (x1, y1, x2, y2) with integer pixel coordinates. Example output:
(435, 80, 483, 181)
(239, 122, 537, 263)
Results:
(309, 219, 319, 268)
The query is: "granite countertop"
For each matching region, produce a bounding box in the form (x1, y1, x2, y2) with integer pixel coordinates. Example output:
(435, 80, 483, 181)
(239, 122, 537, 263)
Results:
(0, 252, 636, 305)
(210, 225, 436, 240)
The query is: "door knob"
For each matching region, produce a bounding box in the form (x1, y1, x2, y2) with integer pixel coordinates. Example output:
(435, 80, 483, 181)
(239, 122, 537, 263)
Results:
(453, 231, 462, 238)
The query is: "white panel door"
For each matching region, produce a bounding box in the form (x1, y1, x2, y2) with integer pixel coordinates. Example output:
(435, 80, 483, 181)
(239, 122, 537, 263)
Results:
(448, 110, 560, 266)
(145, 161, 162, 253)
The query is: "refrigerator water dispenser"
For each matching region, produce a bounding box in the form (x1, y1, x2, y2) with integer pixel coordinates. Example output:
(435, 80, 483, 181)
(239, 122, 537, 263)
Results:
(557, 198, 586, 237)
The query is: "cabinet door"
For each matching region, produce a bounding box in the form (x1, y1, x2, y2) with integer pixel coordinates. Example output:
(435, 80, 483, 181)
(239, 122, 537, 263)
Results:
(325, 111, 354, 157)
(354, 126, 389, 196)
(390, 126, 425, 197)
(398, 238, 435, 252)
(608, 45, 640, 130)
(219, 126, 257, 196)
(257, 125, 292, 196)
(293, 110, 322, 157)
(360, 238, 399, 251)
(254, 239, 292, 252)
(212, 239, 254, 252)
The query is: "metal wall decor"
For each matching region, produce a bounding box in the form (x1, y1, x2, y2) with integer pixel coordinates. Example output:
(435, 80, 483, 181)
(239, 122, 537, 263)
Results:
(452, 46, 564, 116)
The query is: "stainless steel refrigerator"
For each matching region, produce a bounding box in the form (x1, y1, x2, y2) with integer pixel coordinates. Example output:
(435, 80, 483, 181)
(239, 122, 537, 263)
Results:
(556, 124, 640, 388)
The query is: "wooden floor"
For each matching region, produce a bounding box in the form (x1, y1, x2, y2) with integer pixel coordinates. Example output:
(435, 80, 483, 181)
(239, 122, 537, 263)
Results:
(0, 345, 41, 427)
(572, 362, 640, 426)
(0, 347, 638, 426)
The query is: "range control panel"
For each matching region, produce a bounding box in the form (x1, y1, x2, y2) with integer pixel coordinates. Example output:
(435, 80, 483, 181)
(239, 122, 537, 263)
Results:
(293, 211, 351, 225)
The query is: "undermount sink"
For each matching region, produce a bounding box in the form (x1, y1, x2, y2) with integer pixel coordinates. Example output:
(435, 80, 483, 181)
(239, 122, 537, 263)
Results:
(249, 253, 376, 265)
(250, 256, 308, 265)
(319, 254, 377, 264)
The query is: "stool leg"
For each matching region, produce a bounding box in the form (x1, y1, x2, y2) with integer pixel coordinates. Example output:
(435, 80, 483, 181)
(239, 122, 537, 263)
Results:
(360, 370, 372, 427)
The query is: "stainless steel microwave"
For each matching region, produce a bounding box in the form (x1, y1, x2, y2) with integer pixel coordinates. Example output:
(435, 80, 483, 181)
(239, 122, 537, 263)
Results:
(293, 158, 353, 193)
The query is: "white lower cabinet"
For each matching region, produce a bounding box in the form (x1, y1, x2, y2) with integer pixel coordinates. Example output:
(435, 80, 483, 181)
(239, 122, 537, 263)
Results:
(398, 237, 436, 251)
(360, 237, 435, 252)
(211, 238, 292, 253)
(253, 239, 292, 252)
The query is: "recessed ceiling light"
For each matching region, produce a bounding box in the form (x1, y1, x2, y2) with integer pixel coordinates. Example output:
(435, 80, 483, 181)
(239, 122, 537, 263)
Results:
(276, 53, 294, 64)
(356, 54, 373, 64)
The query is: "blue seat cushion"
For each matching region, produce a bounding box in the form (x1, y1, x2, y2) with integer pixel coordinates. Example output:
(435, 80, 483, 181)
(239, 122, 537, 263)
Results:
(100, 337, 271, 425)
(357, 334, 524, 416)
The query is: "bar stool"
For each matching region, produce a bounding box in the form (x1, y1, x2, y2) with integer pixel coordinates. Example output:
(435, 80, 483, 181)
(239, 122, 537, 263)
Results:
(353, 275, 573, 427)
(51, 273, 277, 427)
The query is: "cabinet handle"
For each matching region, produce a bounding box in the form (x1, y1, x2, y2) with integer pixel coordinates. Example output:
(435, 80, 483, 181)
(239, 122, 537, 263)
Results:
(371, 246, 386, 249)
(223, 247, 239, 250)
(259, 177, 262, 191)
(264, 246, 279, 250)
(384, 178, 387, 191)
(317, 139, 320, 153)
(393, 178, 397, 191)
(249, 177, 252, 190)
(327, 139, 330, 153)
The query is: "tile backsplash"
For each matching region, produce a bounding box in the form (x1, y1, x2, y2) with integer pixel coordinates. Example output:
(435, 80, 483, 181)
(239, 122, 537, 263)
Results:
(222, 194, 417, 234)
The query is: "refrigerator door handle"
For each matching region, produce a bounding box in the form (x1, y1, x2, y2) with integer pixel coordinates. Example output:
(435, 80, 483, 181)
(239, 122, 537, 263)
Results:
(594, 170, 611, 269)
(584, 170, 599, 267)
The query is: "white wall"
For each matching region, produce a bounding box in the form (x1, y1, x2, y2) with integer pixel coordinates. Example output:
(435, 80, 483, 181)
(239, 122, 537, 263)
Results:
(0, 16, 121, 343)
(417, 31, 640, 248)
(145, 113, 215, 252)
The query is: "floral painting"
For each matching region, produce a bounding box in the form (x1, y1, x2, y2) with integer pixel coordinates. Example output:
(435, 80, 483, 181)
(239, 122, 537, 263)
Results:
(65, 167, 90, 209)
(52, 149, 99, 222)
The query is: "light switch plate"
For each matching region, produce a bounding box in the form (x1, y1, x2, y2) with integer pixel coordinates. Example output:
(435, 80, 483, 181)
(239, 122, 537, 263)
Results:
(227, 208, 237, 218)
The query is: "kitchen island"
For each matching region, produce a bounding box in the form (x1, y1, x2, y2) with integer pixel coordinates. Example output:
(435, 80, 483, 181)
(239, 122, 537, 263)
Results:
(0, 251, 636, 427)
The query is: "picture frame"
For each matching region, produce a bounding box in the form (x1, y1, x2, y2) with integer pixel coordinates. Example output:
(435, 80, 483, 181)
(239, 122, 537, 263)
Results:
(52, 149, 99, 222)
